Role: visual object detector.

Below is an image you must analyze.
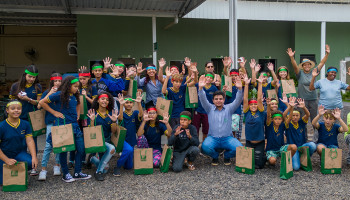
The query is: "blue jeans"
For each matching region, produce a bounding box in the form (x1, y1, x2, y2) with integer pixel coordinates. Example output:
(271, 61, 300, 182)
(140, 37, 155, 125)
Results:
(91, 142, 116, 173)
(116, 141, 134, 169)
(292, 142, 317, 171)
(201, 136, 243, 159)
(41, 124, 60, 168)
(0, 151, 33, 185)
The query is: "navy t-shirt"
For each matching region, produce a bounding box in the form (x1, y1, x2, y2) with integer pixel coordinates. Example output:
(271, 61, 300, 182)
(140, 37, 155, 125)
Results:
(94, 110, 113, 143)
(286, 118, 308, 147)
(47, 91, 78, 125)
(0, 119, 32, 158)
(167, 85, 186, 118)
(317, 122, 341, 147)
(80, 85, 98, 109)
(122, 110, 141, 147)
(244, 108, 265, 141)
(143, 122, 168, 151)
(265, 122, 286, 151)
(41, 90, 57, 125)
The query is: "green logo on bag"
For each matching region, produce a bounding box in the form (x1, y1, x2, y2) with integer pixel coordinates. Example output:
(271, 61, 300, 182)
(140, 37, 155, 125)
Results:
(90, 133, 96, 139)
(160, 105, 165, 110)
(11, 170, 18, 177)
(140, 150, 147, 162)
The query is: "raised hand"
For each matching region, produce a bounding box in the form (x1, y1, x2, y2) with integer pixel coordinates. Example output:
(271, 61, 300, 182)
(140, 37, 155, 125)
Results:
(222, 85, 228, 92)
(174, 126, 184, 136)
(134, 91, 143, 103)
(110, 65, 120, 77)
(267, 62, 274, 71)
(279, 93, 288, 105)
(239, 57, 246, 68)
(332, 108, 341, 119)
(254, 64, 261, 73)
(318, 105, 326, 115)
(159, 112, 170, 124)
(190, 62, 198, 72)
(312, 68, 319, 77)
(143, 111, 150, 121)
(108, 109, 119, 122)
(87, 109, 96, 121)
(126, 67, 135, 78)
(117, 93, 126, 105)
(288, 96, 297, 107)
(325, 44, 330, 54)
(222, 56, 232, 68)
(198, 75, 206, 88)
(184, 57, 191, 67)
(103, 57, 112, 69)
(165, 66, 172, 77)
(257, 73, 264, 83)
(266, 97, 271, 105)
(235, 76, 243, 89)
(249, 59, 256, 70)
(158, 58, 166, 68)
(297, 98, 305, 108)
(286, 48, 295, 57)
(79, 65, 87, 73)
(243, 74, 250, 85)
(137, 62, 145, 74)
(181, 64, 186, 75)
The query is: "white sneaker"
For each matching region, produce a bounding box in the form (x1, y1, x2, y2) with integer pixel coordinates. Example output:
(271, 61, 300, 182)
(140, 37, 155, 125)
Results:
(30, 169, 39, 176)
(53, 166, 61, 176)
(38, 170, 47, 181)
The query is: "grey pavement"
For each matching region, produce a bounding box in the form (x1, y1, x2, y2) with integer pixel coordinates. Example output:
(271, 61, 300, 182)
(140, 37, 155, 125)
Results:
(2, 103, 350, 199)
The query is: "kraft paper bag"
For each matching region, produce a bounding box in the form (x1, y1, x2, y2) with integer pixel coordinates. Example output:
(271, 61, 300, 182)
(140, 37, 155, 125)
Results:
(221, 75, 232, 97)
(281, 80, 297, 98)
(127, 79, 138, 99)
(134, 148, 153, 175)
(156, 97, 173, 120)
(2, 162, 28, 192)
(185, 86, 198, 108)
(321, 148, 342, 174)
(83, 125, 106, 153)
(28, 109, 46, 137)
(160, 144, 173, 173)
(299, 146, 312, 172)
(280, 151, 293, 180)
(267, 89, 278, 100)
(111, 126, 127, 153)
(51, 123, 75, 153)
(235, 146, 255, 174)
(79, 95, 88, 120)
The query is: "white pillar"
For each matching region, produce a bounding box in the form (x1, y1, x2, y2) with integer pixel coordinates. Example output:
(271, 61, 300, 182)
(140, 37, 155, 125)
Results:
(320, 21, 326, 79)
(152, 16, 157, 66)
(229, 0, 238, 69)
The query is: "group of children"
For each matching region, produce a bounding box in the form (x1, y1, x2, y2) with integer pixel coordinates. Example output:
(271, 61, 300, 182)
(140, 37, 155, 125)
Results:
(1, 51, 349, 186)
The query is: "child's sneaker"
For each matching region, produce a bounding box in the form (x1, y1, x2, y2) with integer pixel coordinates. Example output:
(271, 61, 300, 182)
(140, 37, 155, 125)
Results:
(38, 170, 47, 181)
(224, 158, 231, 166)
(53, 166, 61, 176)
(62, 173, 75, 183)
(73, 172, 92, 180)
(94, 172, 104, 181)
(113, 167, 121, 177)
(211, 158, 219, 166)
(30, 169, 39, 176)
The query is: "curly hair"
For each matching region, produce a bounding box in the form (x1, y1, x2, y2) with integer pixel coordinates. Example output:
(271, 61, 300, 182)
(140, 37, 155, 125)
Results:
(58, 76, 80, 109)
(49, 72, 62, 89)
(145, 64, 158, 84)
(91, 92, 114, 112)
(15, 65, 40, 97)
(78, 68, 92, 93)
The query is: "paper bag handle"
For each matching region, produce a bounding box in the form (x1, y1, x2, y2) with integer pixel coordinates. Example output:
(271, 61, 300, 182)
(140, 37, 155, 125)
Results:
(56, 117, 66, 126)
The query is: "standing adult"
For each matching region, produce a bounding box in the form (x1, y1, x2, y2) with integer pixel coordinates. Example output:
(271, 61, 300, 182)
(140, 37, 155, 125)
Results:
(286, 45, 330, 122)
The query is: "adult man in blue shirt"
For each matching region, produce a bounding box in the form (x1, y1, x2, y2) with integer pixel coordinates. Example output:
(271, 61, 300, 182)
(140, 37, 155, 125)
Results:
(198, 75, 243, 165)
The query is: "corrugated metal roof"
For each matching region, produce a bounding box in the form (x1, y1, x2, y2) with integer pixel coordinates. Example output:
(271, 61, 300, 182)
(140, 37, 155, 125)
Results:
(0, 0, 205, 25)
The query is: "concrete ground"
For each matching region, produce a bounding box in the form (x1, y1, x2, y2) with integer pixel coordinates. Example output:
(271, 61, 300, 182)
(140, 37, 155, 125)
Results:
(2, 103, 350, 199)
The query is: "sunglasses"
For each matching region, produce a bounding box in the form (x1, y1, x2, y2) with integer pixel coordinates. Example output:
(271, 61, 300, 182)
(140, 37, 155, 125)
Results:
(206, 65, 214, 68)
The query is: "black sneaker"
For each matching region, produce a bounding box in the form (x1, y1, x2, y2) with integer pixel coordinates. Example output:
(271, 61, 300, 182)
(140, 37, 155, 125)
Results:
(68, 162, 74, 169)
(85, 154, 94, 169)
(224, 158, 231, 166)
(73, 172, 92, 180)
(211, 158, 219, 166)
(113, 167, 121, 176)
(62, 173, 75, 183)
(94, 172, 104, 181)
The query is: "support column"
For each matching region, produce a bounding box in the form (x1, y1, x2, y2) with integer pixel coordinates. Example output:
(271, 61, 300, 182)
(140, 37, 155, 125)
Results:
(229, 0, 238, 69)
(152, 16, 157, 66)
(320, 21, 326, 79)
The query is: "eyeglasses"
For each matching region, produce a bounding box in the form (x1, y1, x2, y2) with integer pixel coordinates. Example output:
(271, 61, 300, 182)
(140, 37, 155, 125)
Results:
(148, 112, 157, 115)
(206, 65, 214, 68)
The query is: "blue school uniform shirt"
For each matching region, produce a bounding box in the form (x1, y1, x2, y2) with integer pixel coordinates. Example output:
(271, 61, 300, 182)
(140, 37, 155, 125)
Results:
(94, 110, 113, 143)
(317, 122, 341, 147)
(92, 77, 124, 95)
(80, 85, 98, 109)
(286, 118, 308, 147)
(195, 83, 218, 114)
(47, 91, 78, 125)
(102, 73, 125, 97)
(256, 82, 274, 99)
(143, 122, 168, 151)
(244, 108, 265, 141)
(122, 110, 141, 147)
(265, 122, 286, 151)
(314, 79, 348, 109)
(225, 83, 243, 114)
(276, 80, 287, 112)
(10, 83, 42, 120)
(167, 85, 186, 118)
(0, 119, 32, 158)
(41, 90, 57, 125)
